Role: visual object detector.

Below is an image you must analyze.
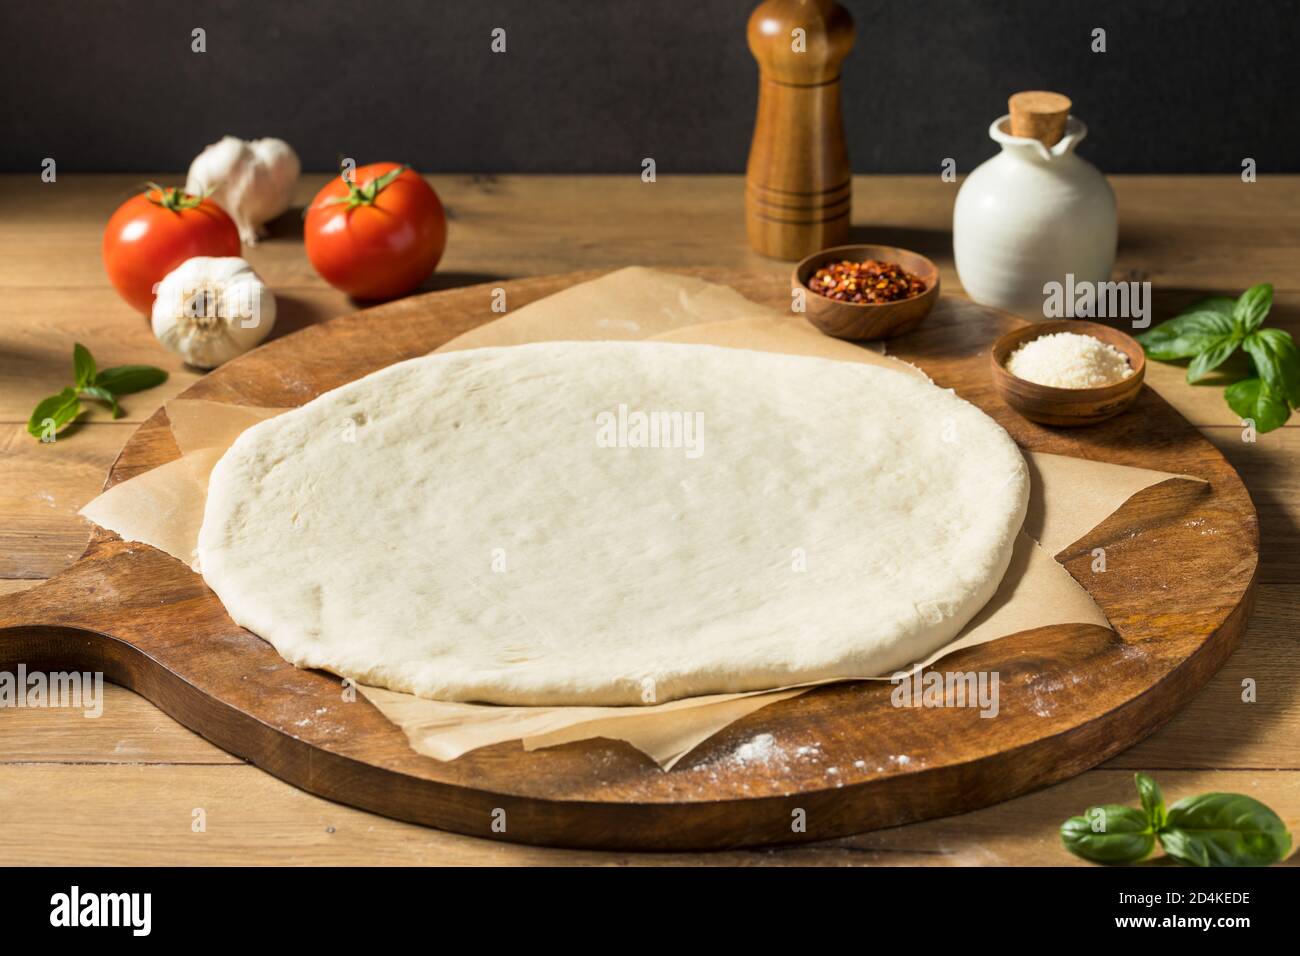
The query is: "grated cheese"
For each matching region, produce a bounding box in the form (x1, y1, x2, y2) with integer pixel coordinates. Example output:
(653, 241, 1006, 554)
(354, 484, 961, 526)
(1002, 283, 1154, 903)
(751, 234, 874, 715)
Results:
(1004, 331, 1134, 389)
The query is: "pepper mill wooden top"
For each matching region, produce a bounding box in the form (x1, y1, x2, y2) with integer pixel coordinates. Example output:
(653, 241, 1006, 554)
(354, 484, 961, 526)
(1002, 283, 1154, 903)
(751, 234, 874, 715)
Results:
(745, 0, 855, 261)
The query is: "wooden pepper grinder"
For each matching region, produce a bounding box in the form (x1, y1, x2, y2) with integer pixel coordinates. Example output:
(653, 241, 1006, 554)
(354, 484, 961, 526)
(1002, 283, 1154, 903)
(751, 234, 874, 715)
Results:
(745, 0, 855, 260)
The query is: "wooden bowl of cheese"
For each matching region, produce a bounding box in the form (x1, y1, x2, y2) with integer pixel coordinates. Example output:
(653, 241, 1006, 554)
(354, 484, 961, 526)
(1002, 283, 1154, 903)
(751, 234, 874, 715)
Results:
(991, 320, 1145, 426)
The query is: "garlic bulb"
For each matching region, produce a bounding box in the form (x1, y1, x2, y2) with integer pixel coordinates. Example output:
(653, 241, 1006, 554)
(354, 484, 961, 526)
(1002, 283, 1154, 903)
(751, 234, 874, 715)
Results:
(185, 136, 300, 244)
(152, 257, 276, 369)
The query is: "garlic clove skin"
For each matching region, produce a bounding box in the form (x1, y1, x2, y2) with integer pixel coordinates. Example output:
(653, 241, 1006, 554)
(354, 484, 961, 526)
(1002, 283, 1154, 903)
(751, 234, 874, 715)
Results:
(185, 136, 300, 245)
(151, 257, 276, 369)
(249, 139, 300, 215)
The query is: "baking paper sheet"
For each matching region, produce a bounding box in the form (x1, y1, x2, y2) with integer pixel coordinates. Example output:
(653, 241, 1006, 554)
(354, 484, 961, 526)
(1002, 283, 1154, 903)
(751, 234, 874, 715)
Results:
(78, 267, 1202, 770)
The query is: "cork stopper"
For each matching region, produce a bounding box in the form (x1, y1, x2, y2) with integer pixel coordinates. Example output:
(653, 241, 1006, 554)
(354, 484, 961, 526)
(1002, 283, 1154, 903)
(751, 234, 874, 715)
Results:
(1008, 91, 1072, 147)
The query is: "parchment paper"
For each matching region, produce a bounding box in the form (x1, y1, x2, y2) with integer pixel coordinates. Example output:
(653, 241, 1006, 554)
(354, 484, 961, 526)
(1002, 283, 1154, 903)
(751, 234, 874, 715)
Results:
(435, 265, 869, 352)
(78, 267, 1202, 770)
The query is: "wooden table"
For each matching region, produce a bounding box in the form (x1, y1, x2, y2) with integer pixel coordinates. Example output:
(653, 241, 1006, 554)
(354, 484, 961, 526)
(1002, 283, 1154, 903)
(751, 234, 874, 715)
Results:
(1, 174, 1296, 865)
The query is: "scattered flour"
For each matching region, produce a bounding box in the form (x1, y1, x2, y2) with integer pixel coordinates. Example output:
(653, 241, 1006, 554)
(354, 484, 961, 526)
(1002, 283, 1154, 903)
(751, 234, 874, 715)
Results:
(699, 734, 826, 774)
(731, 733, 778, 765)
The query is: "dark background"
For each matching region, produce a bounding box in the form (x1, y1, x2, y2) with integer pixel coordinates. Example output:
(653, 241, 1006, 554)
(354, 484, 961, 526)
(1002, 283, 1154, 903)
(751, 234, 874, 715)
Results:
(4, 0, 1296, 174)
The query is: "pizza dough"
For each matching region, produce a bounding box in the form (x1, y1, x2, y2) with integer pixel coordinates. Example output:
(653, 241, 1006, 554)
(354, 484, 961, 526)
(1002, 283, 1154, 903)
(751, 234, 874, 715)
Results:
(198, 341, 1028, 705)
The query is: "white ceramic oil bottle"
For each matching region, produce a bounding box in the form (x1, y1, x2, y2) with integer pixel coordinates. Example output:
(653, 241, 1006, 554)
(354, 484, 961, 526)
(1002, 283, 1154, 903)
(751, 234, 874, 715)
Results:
(953, 91, 1117, 318)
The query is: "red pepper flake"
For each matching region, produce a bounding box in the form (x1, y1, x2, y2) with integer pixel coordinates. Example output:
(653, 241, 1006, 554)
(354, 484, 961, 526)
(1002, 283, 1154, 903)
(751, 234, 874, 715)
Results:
(808, 259, 927, 304)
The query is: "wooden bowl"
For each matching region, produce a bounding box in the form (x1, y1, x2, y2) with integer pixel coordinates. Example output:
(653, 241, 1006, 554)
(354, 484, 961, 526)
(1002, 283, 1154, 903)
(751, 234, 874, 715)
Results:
(792, 244, 940, 340)
(990, 320, 1145, 426)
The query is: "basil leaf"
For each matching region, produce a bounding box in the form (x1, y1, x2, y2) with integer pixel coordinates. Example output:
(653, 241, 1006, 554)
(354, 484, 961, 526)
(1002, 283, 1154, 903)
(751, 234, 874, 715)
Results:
(27, 387, 81, 439)
(1243, 328, 1300, 407)
(1186, 335, 1240, 383)
(95, 364, 169, 395)
(1232, 283, 1273, 334)
(1187, 294, 1237, 318)
(80, 385, 122, 418)
(1137, 310, 1236, 360)
(1060, 805, 1155, 864)
(73, 343, 96, 388)
(1159, 792, 1292, 867)
(1157, 828, 1211, 867)
(1225, 377, 1291, 432)
(1135, 772, 1166, 828)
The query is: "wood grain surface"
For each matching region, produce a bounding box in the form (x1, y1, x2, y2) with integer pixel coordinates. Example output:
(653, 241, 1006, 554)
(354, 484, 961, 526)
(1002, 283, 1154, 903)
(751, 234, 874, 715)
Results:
(0, 173, 1296, 864)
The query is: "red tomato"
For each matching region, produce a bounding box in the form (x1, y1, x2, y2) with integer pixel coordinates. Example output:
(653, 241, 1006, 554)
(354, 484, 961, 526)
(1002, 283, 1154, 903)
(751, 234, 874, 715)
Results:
(102, 186, 241, 313)
(304, 163, 447, 300)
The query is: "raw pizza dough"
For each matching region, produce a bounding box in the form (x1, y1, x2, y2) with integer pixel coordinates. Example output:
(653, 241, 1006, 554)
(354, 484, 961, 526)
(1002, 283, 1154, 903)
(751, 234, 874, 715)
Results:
(198, 341, 1028, 705)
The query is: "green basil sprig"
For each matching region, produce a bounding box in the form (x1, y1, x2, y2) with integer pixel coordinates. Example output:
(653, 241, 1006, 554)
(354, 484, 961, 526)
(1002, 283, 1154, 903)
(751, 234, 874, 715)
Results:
(27, 343, 167, 440)
(1060, 804, 1156, 864)
(1137, 283, 1299, 432)
(1061, 773, 1292, 866)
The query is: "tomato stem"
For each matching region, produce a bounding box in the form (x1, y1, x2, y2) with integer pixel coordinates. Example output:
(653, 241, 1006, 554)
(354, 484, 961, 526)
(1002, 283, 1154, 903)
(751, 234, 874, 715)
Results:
(314, 164, 411, 212)
(143, 182, 209, 213)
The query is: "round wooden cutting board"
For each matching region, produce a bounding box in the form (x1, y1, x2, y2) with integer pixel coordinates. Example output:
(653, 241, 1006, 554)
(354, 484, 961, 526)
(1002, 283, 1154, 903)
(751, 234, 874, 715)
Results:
(0, 270, 1258, 850)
